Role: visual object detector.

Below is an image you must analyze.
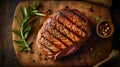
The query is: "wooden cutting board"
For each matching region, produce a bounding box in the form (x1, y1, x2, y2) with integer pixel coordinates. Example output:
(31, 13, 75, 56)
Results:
(12, 1, 113, 66)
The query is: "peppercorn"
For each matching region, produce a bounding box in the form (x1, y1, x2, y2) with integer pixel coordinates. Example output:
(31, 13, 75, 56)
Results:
(99, 22, 111, 36)
(88, 6, 93, 12)
(90, 48, 93, 51)
(44, 57, 49, 60)
(33, 60, 35, 62)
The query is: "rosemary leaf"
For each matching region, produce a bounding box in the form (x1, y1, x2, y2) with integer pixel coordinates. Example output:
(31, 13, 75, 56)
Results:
(32, 10, 38, 13)
(20, 21, 24, 31)
(23, 25, 32, 33)
(34, 13, 46, 16)
(20, 47, 28, 52)
(28, 6, 34, 15)
(21, 17, 30, 29)
(14, 40, 25, 47)
(24, 31, 29, 40)
(23, 25, 32, 39)
(21, 18, 27, 26)
(33, 0, 40, 10)
(20, 7, 25, 18)
(23, 6, 28, 18)
(12, 29, 21, 38)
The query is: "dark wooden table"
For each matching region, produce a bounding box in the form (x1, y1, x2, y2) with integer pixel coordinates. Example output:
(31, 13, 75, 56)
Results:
(0, 0, 120, 67)
(0, 0, 21, 67)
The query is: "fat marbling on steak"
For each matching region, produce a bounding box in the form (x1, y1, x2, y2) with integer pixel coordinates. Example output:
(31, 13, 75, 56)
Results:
(36, 9, 91, 60)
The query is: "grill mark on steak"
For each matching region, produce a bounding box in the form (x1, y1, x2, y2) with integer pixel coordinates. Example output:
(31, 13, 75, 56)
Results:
(61, 9, 88, 34)
(50, 17, 80, 43)
(45, 18, 73, 47)
(65, 9, 87, 23)
(40, 36, 60, 53)
(69, 9, 89, 35)
(41, 28, 66, 50)
(44, 19, 71, 47)
(57, 12, 86, 38)
(41, 19, 67, 50)
(47, 23, 73, 47)
(38, 37, 53, 55)
(39, 37, 56, 54)
(57, 20, 80, 42)
(52, 25, 75, 45)
(46, 30, 69, 47)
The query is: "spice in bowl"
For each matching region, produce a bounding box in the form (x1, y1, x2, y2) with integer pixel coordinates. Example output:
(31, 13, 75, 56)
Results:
(96, 21, 114, 38)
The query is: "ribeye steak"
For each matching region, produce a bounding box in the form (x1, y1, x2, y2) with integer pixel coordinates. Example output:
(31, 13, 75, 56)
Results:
(36, 9, 91, 60)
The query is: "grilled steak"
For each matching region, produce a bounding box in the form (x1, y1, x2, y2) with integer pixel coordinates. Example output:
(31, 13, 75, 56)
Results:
(36, 9, 91, 60)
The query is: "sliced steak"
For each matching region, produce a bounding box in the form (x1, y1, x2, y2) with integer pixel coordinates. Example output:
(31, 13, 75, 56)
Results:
(36, 9, 91, 60)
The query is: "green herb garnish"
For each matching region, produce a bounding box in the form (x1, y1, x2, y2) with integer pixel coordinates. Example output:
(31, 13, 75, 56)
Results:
(94, 16, 101, 21)
(90, 51, 96, 59)
(12, 0, 45, 52)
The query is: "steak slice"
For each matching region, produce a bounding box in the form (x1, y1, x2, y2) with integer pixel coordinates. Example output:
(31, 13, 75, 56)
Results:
(36, 9, 91, 60)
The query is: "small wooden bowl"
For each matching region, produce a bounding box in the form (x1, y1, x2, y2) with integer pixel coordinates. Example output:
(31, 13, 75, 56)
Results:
(96, 20, 114, 38)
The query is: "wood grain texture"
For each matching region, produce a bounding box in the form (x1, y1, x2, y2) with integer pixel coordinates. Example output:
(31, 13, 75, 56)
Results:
(23, 0, 112, 7)
(12, 1, 113, 66)
(82, 0, 112, 7)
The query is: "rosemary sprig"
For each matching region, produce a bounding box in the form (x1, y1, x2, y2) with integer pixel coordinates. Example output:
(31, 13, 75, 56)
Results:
(12, 0, 45, 52)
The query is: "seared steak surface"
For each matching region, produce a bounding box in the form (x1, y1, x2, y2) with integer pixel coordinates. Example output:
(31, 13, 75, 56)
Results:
(36, 9, 91, 60)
